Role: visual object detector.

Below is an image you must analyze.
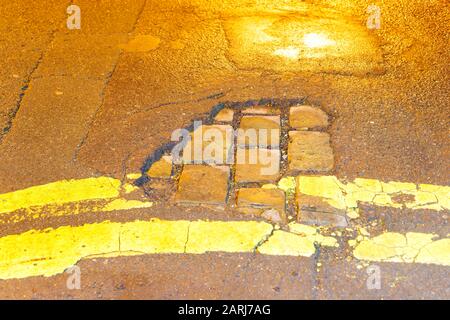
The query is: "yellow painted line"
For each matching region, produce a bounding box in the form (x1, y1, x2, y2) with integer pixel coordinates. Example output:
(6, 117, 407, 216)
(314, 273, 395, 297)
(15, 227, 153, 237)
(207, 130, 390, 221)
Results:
(0, 177, 121, 214)
(294, 176, 450, 218)
(1, 174, 448, 222)
(0, 219, 340, 280)
(0, 175, 448, 280)
(101, 198, 153, 212)
(126, 173, 142, 180)
(0, 176, 153, 223)
(0, 217, 447, 281)
(352, 232, 450, 266)
(4, 198, 153, 225)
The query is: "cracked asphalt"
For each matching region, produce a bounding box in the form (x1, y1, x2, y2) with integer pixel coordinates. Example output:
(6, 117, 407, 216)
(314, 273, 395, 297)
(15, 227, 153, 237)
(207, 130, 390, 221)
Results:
(0, 0, 449, 299)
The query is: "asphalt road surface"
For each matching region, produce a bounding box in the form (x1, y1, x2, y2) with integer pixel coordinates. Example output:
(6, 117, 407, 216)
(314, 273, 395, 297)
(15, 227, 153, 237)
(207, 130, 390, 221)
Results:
(0, 0, 448, 299)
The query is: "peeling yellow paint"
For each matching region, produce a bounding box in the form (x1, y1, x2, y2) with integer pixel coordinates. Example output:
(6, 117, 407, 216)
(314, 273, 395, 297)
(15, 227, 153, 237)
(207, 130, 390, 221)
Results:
(0, 177, 121, 214)
(0, 175, 448, 281)
(288, 222, 338, 247)
(101, 199, 153, 212)
(258, 224, 338, 256)
(288, 222, 318, 236)
(346, 209, 360, 219)
(357, 227, 370, 237)
(407, 191, 438, 208)
(297, 176, 347, 209)
(354, 178, 382, 193)
(126, 173, 142, 180)
(353, 232, 449, 266)
(373, 193, 402, 208)
(4, 197, 154, 225)
(295, 176, 450, 213)
(186, 221, 273, 254)
(0, 218, 448, 280)
(381, 181, 416, 193)
(258, 230, 318, 256)
(122, 183, 139, 194)
(277, 177, 296, 196)
(416, 239, 450, 265)
(0, 176, 154, 223)
(0, 219, 273, 280)
(1, 175, 448, 224)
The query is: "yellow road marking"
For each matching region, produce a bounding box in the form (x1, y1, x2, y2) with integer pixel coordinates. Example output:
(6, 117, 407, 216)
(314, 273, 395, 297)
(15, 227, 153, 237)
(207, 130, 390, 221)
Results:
(0, 218, 448, 280)
(186, 221, 272, 254)
(352, 232, 450, 266)
(0, 176, 153, 223)
(0, 175, 448, 280)
(0, 177, 121, 214)
(101, 199, 153, 212)
(0, 219, 340, 280)
(126, 173, 142, 180)
(258, 226, 338, 256)
(1, 175, 448, 222)
(4, 198, 154, 224)
(295, 176, 450, 217)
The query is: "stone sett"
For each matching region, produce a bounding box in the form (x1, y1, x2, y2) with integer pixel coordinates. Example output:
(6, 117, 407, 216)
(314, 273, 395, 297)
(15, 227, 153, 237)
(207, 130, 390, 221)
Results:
(237, 115, 281, 148)
(289, 105, 328, 130)
(288, 131, 334, 173)
(242, 105, 281, 115)
(147, 156, 173, 178)
(214, 108, 234, 122)
(236, 188, 286, 222)
(296, 194, 348, 227)
(182, 124, 234, 165)
(235, 148, 280, 183)
(175, 165, 230, 207)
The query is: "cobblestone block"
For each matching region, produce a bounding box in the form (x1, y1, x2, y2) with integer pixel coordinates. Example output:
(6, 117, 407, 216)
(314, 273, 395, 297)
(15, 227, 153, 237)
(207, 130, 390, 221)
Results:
(288, 131, 334, 173)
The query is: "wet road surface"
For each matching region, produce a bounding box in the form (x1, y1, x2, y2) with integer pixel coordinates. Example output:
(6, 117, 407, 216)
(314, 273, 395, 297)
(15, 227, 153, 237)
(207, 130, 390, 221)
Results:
(0, 0, 448, 299)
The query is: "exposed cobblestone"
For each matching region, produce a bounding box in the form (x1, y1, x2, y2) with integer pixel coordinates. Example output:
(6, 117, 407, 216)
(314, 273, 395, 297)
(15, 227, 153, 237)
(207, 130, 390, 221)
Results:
(143, 101, 335, 217)
(288, 131, 334, 173)
(182, 124, 234, 165)
(175, 165, 230, 207)
(235, 148, 280, 183)
(289, 105, 329, 130)
(236, 188, 286, 219)
(237, 115, 281, 148)
(214, 108, 234, 122)
(147, 156, 173, 178)
(242, 105, 281, 115)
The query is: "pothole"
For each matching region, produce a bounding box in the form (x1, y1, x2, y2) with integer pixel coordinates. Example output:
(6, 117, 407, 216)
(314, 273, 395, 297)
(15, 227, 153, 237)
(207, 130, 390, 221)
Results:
(136, 98, 338, 227)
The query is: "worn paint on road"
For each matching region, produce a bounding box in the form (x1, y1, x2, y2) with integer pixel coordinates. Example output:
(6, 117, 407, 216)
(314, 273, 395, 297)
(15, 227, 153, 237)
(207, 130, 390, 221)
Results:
(0, 176, 153, 223)
(0, 174, 448, 280)
(0, 177, 121, 214)
(1, 174, 448, 219)
(352, 232, 450, 265)
(0, 219, 334, 280)
(294, 176, 450, 218)
(0, 218, 448, 280)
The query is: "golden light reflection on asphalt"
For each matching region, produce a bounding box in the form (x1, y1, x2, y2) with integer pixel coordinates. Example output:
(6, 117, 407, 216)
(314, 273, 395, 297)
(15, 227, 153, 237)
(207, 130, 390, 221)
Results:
(303, 32, 335, 48)
(273, 46, 299, 59)
(272, 33, 336, 60)
(224, 5, 384, 74)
